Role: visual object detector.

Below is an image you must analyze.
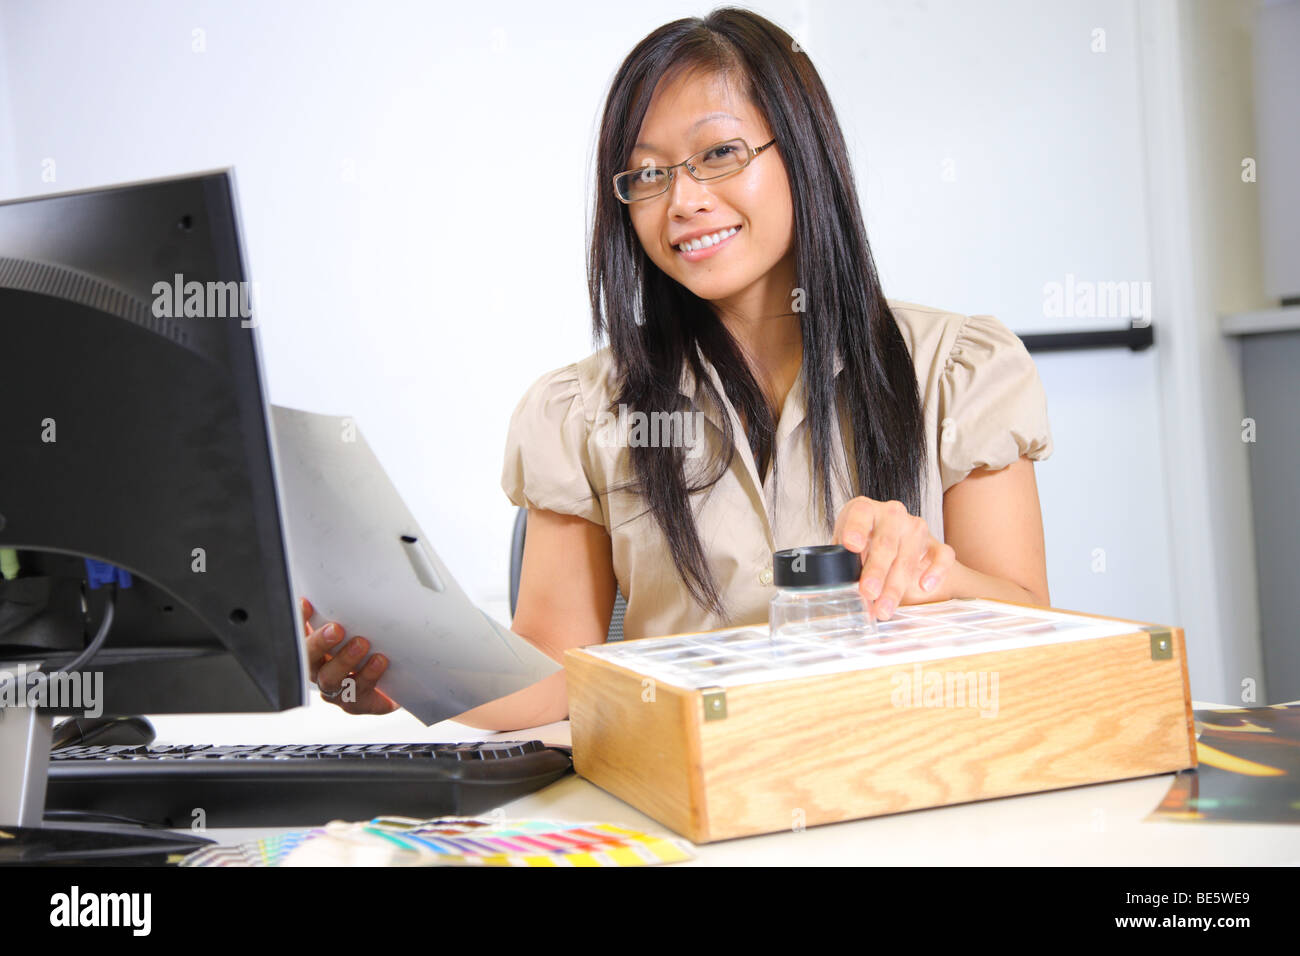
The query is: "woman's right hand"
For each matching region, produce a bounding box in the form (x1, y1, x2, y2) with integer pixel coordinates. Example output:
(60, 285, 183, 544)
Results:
(301, 597, 399, 715)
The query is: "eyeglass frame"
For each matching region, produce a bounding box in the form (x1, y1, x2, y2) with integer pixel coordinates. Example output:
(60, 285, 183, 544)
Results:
(612, 136, 778, 204)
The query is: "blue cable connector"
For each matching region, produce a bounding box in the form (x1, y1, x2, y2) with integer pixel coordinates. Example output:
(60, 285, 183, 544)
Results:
(84, 558, 133, 590)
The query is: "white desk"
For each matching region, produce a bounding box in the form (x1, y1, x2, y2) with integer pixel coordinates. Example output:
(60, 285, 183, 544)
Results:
(152, 698, 1300, 866)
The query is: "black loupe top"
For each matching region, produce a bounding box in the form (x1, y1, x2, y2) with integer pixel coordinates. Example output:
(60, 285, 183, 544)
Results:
(772, 545, 863, 588)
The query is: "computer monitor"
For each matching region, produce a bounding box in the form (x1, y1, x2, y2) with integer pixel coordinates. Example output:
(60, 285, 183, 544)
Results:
(0, 169, 303, 857)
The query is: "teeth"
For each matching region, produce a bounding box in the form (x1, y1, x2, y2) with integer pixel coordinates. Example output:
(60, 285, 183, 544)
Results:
(677, 226, 739, 252)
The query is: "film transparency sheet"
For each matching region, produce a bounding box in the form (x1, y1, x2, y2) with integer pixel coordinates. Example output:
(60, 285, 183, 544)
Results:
(582, 598, 1142, 690)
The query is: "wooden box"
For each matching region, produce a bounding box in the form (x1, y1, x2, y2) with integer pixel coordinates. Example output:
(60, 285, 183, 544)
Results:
(564, 598, 1195, 844)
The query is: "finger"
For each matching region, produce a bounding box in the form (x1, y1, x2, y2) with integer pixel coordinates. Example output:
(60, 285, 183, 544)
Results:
(339, 684, 398, 717)
(857, 501, 907, 600)
(874, 523, 930, 619)
(316, 635, 368, 693)
(834, 496, 881, 555)
(344, 653, 389, 707)
(300, 597, 315, 635)
(325, 660, 393, 716)
(918, 542, 957, 595)
(304, 621, 346, 680)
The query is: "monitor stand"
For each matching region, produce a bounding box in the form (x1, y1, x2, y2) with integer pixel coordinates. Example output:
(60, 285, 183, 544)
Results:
(0, 687, 214, 865)
(0, 694, 54, 826)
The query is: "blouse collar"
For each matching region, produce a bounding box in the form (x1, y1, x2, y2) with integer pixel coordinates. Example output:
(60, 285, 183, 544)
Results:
(677, 342, 846, 407)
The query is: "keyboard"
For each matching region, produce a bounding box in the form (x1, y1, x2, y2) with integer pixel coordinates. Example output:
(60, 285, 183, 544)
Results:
(45, 741, 574, 828)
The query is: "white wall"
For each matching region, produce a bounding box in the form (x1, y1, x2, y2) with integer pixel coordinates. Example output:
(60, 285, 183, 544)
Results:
(0, 0, 1263, 703)
(1130, 0, 1268, 705)
(814, 0, 1154, 336)
(1255, 0, 1300, 301)
(0, 1, 15, 199)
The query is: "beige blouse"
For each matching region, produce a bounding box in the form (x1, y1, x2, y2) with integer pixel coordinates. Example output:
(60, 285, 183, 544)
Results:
(501, 299, 1053, 641)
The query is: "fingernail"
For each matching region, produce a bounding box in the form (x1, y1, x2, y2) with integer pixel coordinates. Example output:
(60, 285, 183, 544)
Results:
(323, 623, 338, 640)
(863, 577, 881, 599)
(877, 599, 894, 618)
(922, 575, 938, 591)
(364, 655, 386, 676)
(844, 531, 865, 550)
(346, 639, 366, 659)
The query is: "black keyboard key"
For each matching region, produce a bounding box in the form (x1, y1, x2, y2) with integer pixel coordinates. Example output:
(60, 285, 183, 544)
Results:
(45, 740, 574, 828)
(478, 742, 522, 759)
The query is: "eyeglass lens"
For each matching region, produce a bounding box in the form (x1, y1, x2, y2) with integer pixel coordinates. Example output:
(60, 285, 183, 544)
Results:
(616, 139, 749, 202)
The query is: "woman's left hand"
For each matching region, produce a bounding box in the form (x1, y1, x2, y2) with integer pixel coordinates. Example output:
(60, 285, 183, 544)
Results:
(832, 496, 957, 620)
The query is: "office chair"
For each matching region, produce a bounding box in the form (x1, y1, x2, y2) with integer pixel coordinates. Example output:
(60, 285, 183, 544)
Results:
(509, 507, 627, 642)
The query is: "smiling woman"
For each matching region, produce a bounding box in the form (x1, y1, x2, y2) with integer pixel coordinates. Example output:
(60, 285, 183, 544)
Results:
(306, 7, 1055, 733)
(503, 6, 1052, 643)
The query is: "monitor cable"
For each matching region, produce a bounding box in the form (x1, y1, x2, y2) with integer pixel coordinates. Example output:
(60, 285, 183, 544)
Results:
(0, 581, 117, 698)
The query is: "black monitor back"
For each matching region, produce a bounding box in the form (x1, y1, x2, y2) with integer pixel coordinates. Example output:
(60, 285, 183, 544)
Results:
(0, 170, 303, 715)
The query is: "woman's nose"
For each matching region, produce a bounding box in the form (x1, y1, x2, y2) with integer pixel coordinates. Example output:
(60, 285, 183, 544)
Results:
(665, 167, 715, 216)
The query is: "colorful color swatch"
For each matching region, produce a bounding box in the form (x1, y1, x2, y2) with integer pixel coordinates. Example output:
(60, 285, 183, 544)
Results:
(179, 816, 695, 867)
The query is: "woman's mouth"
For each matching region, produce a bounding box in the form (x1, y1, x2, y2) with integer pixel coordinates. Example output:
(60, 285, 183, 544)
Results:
(674, 225, 741, 262)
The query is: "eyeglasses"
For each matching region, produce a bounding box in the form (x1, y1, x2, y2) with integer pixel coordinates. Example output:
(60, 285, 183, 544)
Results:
(613, 137, 777, 203)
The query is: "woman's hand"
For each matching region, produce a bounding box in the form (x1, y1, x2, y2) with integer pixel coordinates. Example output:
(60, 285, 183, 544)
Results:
(301, 597, 399, 715)
(832, 497, 958, 620)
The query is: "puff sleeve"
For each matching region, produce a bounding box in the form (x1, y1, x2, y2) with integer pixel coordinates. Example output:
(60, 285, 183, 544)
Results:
(937, 314, 1054, 492)
(500, 365, 606, 527)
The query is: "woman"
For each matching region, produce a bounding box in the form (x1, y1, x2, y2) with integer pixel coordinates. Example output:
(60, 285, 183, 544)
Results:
(304, 8, 1053, 731)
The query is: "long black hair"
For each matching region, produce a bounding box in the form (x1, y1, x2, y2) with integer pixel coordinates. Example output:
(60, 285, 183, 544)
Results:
(587, 8, 927, 622)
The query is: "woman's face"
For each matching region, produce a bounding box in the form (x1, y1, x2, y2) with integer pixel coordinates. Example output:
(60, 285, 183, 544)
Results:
(625, 68, 795, 311)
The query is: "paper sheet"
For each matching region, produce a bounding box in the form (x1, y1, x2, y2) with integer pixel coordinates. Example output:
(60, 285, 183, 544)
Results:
(268, 405, 561, 725)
